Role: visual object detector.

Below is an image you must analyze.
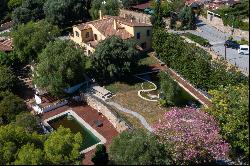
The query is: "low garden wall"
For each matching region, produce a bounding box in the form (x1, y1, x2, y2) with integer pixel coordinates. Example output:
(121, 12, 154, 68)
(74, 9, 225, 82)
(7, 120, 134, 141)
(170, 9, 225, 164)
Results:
(199, 16, 249, 41)
(82, 93, 130, 133)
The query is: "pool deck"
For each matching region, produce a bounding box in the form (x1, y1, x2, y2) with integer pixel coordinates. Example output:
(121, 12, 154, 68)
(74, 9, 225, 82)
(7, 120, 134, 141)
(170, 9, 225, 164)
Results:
(42, 103, 119, 165)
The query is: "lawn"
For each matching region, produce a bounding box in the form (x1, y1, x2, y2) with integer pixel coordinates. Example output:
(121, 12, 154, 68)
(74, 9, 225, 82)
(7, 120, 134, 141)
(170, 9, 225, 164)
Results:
(106, 53, 159, 94)
(138, 52, 159, 66)
(111, 90, 168, 126)
(105, 52, 201, 130)
(105, 79, 142, 94)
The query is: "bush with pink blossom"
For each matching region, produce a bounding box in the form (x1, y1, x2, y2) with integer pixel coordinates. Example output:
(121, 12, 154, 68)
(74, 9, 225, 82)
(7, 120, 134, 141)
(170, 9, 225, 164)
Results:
(153, 107, 230, 164)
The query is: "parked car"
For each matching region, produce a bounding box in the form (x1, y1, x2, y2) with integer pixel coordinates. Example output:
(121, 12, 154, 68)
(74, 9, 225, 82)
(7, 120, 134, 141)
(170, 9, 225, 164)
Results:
(238, 45, 249, 55)
(225, 40, 240, 49)
(144, 8, 154, 15)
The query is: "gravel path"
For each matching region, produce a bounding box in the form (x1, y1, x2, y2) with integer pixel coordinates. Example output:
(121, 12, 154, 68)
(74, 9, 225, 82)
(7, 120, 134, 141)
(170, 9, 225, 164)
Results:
(106, 101, 153, 132)
(135, 75, 159, 102)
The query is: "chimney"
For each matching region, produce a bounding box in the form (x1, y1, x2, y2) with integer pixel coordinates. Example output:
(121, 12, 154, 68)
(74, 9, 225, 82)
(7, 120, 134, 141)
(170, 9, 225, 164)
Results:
(99, 10, 102, 20)
(113, 19, 117, 30)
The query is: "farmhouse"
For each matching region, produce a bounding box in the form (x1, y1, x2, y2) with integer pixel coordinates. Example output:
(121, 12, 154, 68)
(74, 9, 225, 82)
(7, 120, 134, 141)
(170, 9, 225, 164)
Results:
(71, 11, 153, 55)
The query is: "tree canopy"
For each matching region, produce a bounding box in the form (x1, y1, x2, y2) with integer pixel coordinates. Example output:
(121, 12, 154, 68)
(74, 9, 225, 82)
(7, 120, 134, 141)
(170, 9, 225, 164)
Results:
(0, 124, 83, 165)
(43, 0, 88, 27)
(44, 126, 83, 165)
(89, 0, 120, 20)
(7, 0, 24, 11)
(158, 72, 181, 106)
(33, 40, 86, 97)
(0, 51, 19, 67)
(153, 107, 230, 164)
(178, 6, 196, 30)
(12, 0, 45, 25)
(0, 91, 27, 124)
(91, 36, 138, 82)
(14, 143, 45, 165)
(0, 0, 10, 23)
(12, 20, 60, 63)
(205, 84, 249, 163)
(0, 64, 16, 91)
(152, 29, 248, 91)
(151, 0, 165, 29)
(109, 129, 172, 165)
(91, 144, 109, 165)
(14, 112, 41, 133)
(0, 124, 45, 165)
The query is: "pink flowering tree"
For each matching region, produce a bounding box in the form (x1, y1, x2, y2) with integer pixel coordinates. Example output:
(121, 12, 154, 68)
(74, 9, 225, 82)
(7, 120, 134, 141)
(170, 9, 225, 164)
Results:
(153, 107, 230, 164)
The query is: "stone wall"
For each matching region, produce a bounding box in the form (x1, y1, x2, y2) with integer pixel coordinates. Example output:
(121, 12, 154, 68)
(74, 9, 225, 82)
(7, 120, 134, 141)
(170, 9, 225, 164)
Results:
(120, 9, 152, 25)
(200, 15, 249, 41)
(119, 9, 171, 28)
(82, 93, 130, 133)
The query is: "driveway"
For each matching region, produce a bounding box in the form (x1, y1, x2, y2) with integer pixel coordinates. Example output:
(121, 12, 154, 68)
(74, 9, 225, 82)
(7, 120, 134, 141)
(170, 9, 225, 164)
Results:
(169, 20, 249, 75)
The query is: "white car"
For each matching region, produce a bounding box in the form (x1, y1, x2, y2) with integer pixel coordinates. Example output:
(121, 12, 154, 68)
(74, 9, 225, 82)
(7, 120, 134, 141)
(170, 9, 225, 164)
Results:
(238, 45, 249, 55)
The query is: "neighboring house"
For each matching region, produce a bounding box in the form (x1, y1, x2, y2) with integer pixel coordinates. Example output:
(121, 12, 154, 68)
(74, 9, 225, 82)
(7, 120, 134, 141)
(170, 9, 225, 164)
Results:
(70, 11, 153, 56)
(185, 0, 240, 10)
(0, 37, 13, 52)
(0, 21, 14, 32)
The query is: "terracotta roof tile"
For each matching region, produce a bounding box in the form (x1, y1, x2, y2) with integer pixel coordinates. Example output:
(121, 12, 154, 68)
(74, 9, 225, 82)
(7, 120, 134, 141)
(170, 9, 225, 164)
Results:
(104, 15, 152, 27)
(0, 38, 13, 52)
(74, 15, 152, 40)
(74, 24, 92, 30)
(91, 18, 133, 40)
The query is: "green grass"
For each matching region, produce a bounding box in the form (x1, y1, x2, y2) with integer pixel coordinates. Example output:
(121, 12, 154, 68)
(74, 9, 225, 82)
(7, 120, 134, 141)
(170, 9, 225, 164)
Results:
(138, 54, 159, 66)
(142, 82, 155, 89)
(85, 57, 92, 69)
(105, 80, 142, 94)
(183, 32, 210, 46)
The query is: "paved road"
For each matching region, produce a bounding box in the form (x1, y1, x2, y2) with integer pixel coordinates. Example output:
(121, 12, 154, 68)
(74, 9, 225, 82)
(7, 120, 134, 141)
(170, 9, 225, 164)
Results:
(106, 101, 153, 132)
(169, 20, 249, 75)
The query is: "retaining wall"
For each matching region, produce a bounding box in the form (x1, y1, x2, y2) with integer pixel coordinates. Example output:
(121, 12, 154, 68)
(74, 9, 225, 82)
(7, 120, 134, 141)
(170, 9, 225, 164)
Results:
(82, 93, 130, 133)
(119, 9, 171, 28)
(199, 15, 249, 41)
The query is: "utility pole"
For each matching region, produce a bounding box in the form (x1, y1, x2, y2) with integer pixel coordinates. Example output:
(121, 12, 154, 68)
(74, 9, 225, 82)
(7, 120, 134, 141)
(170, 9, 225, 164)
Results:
(224, 34, 227, 60)
(224, 43, 227, 60)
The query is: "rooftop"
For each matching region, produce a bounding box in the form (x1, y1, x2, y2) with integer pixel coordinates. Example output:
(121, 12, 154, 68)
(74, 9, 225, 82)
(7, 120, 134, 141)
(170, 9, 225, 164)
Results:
(74, 15, 151, 40)
(0, 37, 13, 52)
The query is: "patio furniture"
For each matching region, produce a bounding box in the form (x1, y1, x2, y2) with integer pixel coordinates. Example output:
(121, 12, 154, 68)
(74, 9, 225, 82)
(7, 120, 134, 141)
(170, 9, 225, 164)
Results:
(93, 120, 103, 127)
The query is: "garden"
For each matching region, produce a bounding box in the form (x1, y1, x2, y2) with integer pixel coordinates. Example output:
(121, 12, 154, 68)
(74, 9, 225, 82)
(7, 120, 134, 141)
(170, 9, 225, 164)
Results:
(105, 53, 201, 129)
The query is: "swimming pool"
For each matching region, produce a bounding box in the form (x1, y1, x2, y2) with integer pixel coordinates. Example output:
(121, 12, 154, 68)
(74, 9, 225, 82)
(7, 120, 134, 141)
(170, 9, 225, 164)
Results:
(43, 110, 106, 154)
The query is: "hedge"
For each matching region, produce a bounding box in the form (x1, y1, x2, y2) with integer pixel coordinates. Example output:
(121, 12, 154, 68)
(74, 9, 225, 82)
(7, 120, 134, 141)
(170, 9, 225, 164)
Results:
(153, 29, 248, 91)
(183, 32, 211, 47)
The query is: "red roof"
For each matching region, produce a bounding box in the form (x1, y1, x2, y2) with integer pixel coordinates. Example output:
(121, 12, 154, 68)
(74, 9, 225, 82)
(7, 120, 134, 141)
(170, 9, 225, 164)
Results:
(132, 2, 151, 10)
(0, 37, 13, 52)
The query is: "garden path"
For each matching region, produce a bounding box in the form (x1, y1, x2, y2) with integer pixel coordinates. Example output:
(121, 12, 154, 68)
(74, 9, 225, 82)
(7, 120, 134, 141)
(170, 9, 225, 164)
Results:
(134, 73, 159, 102)
(106, 101, 153, 132)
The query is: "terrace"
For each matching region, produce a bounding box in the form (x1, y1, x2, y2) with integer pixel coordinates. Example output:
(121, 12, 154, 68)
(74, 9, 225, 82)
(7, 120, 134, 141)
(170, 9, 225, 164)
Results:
(42, 104, 119, 165)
